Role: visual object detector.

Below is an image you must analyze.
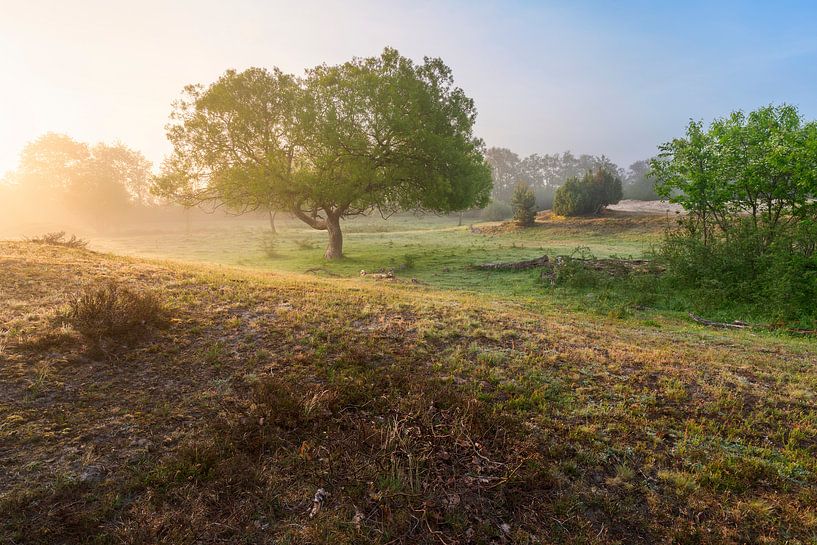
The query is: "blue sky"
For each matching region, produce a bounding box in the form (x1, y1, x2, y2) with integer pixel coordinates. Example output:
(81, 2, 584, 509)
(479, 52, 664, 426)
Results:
(2, 0, 816, 173)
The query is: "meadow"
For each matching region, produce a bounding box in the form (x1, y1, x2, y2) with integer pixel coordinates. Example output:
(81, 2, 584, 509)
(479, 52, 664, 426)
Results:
(86, 209, 672, 311)
(3, 230, 817, 544)
(3, 209, 817, 544)
(84, 208, 785, 327)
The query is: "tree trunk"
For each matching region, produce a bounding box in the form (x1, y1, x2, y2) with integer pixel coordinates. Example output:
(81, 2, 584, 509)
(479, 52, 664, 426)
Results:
(458, 212, 463, 226)
(324, 213, 343, 260)
(268, 209, 277, 234)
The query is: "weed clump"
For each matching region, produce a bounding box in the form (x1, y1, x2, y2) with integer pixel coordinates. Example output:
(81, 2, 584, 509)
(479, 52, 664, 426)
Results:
(65, 280, 167, 346)
(27, 231, 88, 248)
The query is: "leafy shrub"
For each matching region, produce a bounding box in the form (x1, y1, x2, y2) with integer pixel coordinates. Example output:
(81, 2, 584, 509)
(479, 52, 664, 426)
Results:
(649, 104, 817, 326)
(659, 218, 817, 325)
(546, 248, 601, 289)
(65, 281, 167, 344)
(511, 182, 537, 226)
(552, 168, 622, 216)
(480, 200, 512, 221)
(27, 231, 88, 248)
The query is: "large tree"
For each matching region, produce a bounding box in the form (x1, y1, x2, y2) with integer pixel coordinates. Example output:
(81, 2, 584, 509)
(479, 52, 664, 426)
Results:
(155, 48, 492, 259)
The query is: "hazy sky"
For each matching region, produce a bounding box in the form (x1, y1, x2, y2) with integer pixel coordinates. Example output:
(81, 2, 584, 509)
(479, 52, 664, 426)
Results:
(2, 0, 817, 175)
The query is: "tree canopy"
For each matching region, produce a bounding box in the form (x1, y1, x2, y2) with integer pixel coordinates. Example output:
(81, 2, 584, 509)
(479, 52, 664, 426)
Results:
(484, 148, 623, 204)
(5, 133, 152, 229)
(155, 48, 492, 258)
(650, 104, 817, 246)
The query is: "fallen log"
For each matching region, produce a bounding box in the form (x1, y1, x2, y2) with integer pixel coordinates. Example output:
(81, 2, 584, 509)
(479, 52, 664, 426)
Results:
(472, 254, 549, 271)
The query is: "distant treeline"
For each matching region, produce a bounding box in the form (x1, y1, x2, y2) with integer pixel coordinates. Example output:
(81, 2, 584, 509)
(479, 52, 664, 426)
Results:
(484, 147, 659, 207)
(0, 133, 252, 236)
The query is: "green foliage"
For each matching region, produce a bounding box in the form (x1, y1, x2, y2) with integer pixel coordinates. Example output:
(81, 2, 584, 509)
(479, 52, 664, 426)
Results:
(510, 182, 536, 226)
(155, 48, 492, 259)
(659, 219, 817, 325)
(480, 200, 512, 221)
(485, 148, 623, 204)
(651, 104, 817, 246)
(651, 104, 817, 325)
(552, 168, 623, 216)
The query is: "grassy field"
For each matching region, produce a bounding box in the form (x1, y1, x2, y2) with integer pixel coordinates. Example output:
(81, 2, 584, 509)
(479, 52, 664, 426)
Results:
(2, 232, 817, 543)
(83, 209, 788, 326)
(85, 210, 668, 302)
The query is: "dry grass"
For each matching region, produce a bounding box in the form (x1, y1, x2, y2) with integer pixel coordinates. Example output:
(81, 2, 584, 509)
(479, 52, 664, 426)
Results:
(1, 240, 816, 544)
(64, 280, 167, 349)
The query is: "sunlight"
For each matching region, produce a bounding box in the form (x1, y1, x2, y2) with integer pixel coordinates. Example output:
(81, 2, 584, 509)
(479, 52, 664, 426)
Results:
(2, 3, 817, 543)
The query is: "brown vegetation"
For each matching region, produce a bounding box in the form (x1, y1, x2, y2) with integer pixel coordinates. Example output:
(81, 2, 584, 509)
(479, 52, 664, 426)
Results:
(64, 280, 167, 350)
(1, 241, 816, 544)
(26, 231, 89, 248)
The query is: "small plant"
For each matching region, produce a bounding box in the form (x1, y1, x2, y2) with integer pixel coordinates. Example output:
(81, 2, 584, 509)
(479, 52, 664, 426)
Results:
(65, 280, 167, 346)
(399, 253, 417, 271)
(203, 341, 226, 366)
(27, 231, 88, 248)
(511, 182, 537, 226)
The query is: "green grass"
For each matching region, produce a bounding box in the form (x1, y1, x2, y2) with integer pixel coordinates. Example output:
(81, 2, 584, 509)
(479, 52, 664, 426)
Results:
(88, 211, 663, 300)
(85, 210, 805, 329)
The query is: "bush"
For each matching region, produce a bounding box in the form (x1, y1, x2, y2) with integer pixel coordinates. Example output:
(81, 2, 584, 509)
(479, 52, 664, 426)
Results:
(648, 104, 817, 326)
(659, 218, 817, 325)
(552, 168, 622, 216)
(511, 182, 536, 226)
(27, 231, 88, 248)
(480, 200, 512, 221)
(65, 281, 167, 344)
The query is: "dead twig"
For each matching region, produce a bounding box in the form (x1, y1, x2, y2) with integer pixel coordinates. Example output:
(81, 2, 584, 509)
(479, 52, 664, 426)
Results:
(688, 313, 752, 330)
(688, 313, 817, 336)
